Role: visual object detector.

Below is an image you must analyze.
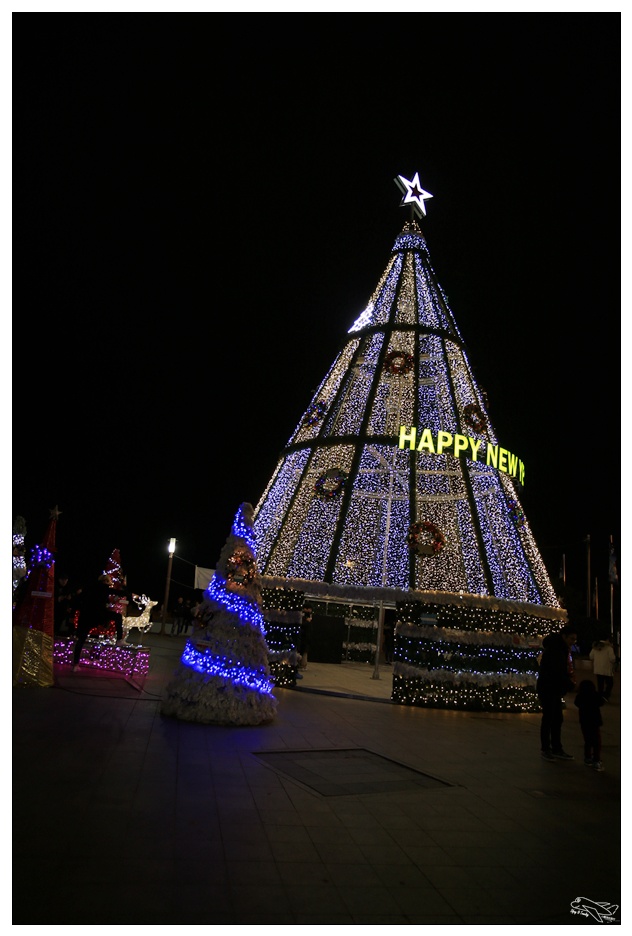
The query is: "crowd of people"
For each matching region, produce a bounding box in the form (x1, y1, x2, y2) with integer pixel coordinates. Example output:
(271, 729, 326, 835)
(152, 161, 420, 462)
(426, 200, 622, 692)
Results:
(169, 596, 197, 636)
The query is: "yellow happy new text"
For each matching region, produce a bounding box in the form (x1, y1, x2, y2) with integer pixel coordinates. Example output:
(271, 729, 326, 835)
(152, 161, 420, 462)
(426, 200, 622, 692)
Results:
(398, 426, 525, 485)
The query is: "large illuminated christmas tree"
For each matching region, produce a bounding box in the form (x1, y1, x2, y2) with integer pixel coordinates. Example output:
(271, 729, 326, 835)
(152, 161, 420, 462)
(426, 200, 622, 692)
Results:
(253, 173, 567, 712)
(161, 503, 277, 725)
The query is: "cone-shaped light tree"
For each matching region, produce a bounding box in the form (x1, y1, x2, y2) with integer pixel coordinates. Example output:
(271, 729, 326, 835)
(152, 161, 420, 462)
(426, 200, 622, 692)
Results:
(253, 174, 566, 712)
(161, 503, 277, 725)
(103, 548, 125, 604)
(104, 547, 129, 629)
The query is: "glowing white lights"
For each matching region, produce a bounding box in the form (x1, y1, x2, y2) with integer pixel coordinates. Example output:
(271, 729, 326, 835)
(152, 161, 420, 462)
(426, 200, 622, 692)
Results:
(348, 302, 374, 334)
(395, 172, 433, 218)
(12, 527, 27, 603)
(251, 208, 563, 712)
(253, 218, 558, 610)
(122, 597, 157, 636)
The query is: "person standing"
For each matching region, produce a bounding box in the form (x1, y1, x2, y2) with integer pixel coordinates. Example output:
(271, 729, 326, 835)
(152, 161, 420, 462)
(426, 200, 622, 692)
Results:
(574, 679, 605, 771)
(589, 639, 617, 700)
(298, 604, 313, 671)
(182, 598, 194, 636)
(54, 571, 78, 635)
(190, 596, 204, 630)
(536, 623, 577, 761)
(171, 596, 187, 636)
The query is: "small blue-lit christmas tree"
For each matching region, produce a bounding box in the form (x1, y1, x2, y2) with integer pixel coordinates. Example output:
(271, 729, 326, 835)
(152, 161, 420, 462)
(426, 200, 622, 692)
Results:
(161, 503, 277, 726)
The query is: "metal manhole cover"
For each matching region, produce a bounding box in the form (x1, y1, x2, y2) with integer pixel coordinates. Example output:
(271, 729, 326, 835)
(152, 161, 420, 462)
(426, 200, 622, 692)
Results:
(253, 748, 452, 796)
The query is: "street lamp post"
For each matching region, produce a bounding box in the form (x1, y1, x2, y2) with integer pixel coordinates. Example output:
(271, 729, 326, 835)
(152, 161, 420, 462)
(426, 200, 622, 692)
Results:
(160, 538, 176, 635)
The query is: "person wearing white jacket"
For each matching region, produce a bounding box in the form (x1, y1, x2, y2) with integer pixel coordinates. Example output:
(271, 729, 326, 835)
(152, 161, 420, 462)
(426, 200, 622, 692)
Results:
(589, 639, 617, 700)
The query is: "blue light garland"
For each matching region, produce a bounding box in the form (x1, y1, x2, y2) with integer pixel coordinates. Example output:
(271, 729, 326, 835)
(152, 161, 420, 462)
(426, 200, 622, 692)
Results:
(205, 574, 267, 636)
(231, 505, 256, 552)
(180, 641, 275, 695)
(29, 545, 54, 569)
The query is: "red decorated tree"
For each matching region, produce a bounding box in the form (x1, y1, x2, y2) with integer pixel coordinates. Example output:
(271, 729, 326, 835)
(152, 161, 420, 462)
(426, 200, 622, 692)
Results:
(104, 547, 129, 617)
(13, 506, 60, 687)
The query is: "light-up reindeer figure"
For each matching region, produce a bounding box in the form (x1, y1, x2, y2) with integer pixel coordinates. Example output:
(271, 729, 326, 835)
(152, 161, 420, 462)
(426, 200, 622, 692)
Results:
(122, 595, 157, 637)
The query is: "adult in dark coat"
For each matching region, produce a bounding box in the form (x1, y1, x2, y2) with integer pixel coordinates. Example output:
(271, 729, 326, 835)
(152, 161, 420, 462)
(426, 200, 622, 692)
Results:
(54, 572, 78, 635)
(298, 605, 313, 671)
(536, 624, 577, 761)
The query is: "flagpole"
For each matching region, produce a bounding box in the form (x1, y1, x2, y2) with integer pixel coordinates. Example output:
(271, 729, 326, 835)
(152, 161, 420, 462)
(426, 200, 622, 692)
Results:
(586, 534, 591, 617)
(594, 576, 599, 620)
(609, 534, 615, 643)
(610, 581, 614, 642)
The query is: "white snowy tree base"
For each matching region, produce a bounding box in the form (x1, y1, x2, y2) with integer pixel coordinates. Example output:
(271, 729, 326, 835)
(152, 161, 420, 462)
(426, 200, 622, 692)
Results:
(161, 666, 277, 726)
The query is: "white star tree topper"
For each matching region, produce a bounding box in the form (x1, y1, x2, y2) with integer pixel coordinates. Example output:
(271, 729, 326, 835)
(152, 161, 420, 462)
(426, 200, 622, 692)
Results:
(395, 172, 433, 218)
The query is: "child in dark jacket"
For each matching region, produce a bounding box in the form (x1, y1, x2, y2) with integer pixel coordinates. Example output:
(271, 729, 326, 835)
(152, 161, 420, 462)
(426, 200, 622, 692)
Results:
(574, 679, 605, 771)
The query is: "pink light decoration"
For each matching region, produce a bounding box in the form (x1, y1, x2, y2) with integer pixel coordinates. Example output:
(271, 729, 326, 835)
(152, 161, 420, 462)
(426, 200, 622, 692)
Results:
(53, 637, 150, 677)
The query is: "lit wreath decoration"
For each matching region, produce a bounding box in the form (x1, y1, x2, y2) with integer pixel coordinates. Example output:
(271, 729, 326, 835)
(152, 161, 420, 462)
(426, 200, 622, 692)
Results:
(407, 520, 446, 556)
(463, 402, 486, 434)
(314, 467, 348, 500)
(507, 499, 525, 528)
(304, 401, 326, 426)
(383, 350, 414, 376)
(226, 549, 256, 588)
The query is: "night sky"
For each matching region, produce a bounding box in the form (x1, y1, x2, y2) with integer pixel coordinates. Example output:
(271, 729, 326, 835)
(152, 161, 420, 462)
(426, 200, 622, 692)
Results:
(13, 16, 621, 615)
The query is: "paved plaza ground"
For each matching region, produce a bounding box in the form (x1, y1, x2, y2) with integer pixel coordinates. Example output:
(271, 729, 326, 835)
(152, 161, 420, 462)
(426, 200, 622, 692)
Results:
(13, 631, 621, 926)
